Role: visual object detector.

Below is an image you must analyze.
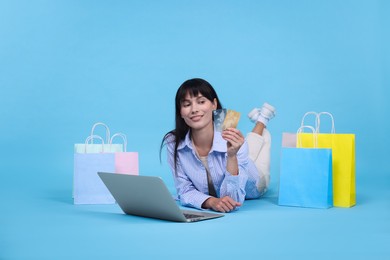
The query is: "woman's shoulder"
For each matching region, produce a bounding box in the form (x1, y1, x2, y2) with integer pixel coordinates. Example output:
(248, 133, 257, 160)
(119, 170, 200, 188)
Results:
(164, 131, 186, 146)
(163, 132, 175, 145)
(162, 133, 176, 155)
(164, 130, 193, 151)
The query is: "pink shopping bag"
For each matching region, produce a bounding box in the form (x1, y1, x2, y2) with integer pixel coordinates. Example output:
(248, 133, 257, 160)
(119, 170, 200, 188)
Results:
(110, 133, 139, 175)
(282, 112, 318, 148)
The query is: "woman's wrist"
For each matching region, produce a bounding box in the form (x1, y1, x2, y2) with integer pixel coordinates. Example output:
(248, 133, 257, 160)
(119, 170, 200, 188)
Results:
(226, 155, 239, 175)
(227, 153, 237, 158)
(201, 197, 213, 209)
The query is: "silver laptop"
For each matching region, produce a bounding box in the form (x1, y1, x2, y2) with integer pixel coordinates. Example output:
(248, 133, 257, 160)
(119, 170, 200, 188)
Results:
(97, 172, 224, 222)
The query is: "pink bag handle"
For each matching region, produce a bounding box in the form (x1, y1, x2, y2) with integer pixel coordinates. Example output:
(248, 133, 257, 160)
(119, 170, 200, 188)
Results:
(296, 125, 317, 148)
(90, 122, 110, 144)
(110, 133, 127, 152)
(84, 135, 105, 153)
(317, 112, 335, 133)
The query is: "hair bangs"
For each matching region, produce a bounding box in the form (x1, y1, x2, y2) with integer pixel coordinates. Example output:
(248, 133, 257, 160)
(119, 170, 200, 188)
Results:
(177, 79, 215, 106)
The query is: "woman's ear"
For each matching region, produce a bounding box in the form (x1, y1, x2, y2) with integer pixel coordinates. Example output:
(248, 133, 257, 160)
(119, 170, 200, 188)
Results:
(213, 98, 218, 109)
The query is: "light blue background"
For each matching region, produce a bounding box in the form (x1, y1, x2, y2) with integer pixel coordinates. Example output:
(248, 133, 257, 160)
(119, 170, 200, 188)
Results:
(1, 0, 389, 259)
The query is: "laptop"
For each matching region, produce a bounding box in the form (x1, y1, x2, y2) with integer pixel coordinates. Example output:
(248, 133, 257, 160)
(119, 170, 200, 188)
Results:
(97, 172, 224, 222)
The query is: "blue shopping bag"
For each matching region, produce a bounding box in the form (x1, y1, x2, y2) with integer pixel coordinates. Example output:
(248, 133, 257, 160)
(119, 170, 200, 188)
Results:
(73, 135, 116, 204)
(278, 126, 333, 209)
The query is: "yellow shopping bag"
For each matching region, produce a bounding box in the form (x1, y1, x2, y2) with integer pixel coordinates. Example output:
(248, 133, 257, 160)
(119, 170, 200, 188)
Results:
(298, 112, 356, 208)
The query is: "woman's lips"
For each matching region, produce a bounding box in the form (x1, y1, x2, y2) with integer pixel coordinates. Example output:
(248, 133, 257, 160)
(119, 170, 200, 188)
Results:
(190, 115, 202, 122)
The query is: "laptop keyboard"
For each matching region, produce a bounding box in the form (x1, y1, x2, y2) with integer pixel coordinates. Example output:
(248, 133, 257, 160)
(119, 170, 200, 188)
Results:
(184, 213, 203, 219)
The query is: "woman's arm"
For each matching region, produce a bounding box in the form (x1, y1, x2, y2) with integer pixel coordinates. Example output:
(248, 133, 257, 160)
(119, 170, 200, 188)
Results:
(166, 140, 211, 209)
(222, 128, 244, 175)
(219, 129, 263, 203)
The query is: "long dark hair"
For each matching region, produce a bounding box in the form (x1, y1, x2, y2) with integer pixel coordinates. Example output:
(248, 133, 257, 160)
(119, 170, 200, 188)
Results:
(160, 78, 223, 171)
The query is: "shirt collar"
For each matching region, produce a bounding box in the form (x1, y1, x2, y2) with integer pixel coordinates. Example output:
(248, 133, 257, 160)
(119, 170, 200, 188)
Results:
(178, 130, 227, 153)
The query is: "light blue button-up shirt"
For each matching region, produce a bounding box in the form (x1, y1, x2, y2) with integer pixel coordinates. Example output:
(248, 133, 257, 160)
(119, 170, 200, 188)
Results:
(166, 130, 262, 209)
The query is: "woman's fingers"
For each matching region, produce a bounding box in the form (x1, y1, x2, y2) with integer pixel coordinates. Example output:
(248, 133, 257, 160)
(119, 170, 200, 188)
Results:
(212, 196, 241, 213)
(222, 128, 244, 144)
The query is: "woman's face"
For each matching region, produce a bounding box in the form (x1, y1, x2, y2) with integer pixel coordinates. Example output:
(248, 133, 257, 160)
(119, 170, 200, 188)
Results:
(180, 92, 217, 131)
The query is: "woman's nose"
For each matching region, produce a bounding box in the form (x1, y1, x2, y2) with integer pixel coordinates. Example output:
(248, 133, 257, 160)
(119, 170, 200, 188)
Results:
(191, 108, 198, 114)
(191, 104, 199, 113)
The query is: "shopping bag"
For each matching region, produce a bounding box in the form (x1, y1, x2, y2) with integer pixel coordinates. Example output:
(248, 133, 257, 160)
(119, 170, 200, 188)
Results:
(110, 133, 139, 175)
(281, 132, 297, 148)
(298, 112, 356, 207)
(73, 122, 122, 199)
(74, 122, 123, 153)
(282, 112, 318, 147)
(74, 135, 116, 204)
(279, 126, 333, 208)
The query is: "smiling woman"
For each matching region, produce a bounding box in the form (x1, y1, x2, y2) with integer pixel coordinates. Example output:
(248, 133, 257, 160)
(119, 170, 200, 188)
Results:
(161, 78, 276, 213)
(179, 92, 217, 134)
(0, 0, 388, 258)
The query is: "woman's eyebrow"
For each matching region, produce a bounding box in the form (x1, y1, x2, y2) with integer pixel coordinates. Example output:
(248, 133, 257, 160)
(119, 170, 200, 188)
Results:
(182, 94, 203, 101)
(180, 98, 191, 104)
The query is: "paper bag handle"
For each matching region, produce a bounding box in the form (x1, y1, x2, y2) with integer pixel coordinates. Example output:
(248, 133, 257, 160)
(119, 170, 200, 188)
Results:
(84, 135, 105, 153)
(317, 112, 335, 133)
(300, 111, 319, 129)
(297, 125, 317, 148)
(110, 133, 127, 152)
(90, 122, 110, 144)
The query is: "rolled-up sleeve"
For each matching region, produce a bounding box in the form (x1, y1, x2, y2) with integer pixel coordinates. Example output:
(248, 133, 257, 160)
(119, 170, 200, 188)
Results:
(166, 138, 211, 209)
(218, 141, 261, 204)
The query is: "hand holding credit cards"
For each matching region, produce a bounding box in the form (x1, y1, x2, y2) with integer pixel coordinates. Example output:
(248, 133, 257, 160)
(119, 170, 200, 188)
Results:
(213, 109, 241, 132)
